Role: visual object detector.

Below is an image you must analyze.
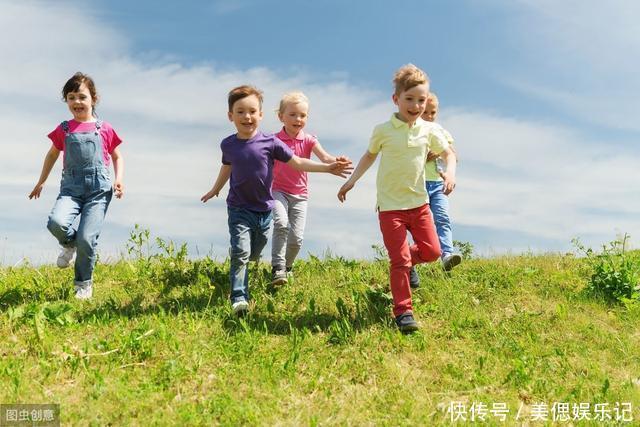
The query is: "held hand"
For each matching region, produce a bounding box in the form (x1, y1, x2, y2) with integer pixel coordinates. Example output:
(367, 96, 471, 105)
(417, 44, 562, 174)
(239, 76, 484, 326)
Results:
(28, 183, 44, 200)
(200, 189, 219, 203)
(328, 160, 354, 178)
(426, 151, 439, 162)
(337, 180, 354, 202)
(442, 173, 456, 195)
(335, 155, 352, 163)
(113, 181, 124, 199)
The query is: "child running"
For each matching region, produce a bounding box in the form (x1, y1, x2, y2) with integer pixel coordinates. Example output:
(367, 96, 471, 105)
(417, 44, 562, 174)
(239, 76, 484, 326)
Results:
(270, 92, 350, 285)
(201, 85, 352, 317)
(337, 65, 456, 333)
(29, 72, 124, 300)
(422, 92, 461, 270)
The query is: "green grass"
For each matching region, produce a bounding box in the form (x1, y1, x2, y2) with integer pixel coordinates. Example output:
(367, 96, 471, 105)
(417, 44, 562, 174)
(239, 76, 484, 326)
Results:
(1, 241, 640, 425)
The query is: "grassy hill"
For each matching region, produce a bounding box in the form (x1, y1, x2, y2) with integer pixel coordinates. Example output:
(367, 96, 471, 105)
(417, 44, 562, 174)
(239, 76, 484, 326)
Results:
(1, 231, 639, 425)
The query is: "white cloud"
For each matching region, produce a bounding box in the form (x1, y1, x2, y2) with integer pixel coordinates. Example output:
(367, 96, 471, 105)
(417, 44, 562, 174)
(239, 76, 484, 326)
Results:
(1, 1, 637, 266)
(497, 0, 640, 131)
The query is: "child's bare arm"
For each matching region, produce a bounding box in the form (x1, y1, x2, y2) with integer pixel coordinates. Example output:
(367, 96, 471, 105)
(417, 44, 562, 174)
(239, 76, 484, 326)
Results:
(427, 144, 457, 162)
(287, 155, 353, 177)
(29, 145, 60, 199)
(201, 164, 231, 202)
(311, 143, 335, 163)
(111, 146, 125, 199)
(337, 150, 377, 202)
(439, 147, 457, 195)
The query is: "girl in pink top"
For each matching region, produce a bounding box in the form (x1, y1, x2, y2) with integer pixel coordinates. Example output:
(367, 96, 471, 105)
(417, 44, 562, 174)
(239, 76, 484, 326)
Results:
(270, 92, 349, 285)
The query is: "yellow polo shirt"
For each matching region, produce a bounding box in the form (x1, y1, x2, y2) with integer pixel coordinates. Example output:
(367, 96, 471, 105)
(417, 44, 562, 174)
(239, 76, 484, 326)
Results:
(425, 124, 455, 182)
(368, 114, 447, 212)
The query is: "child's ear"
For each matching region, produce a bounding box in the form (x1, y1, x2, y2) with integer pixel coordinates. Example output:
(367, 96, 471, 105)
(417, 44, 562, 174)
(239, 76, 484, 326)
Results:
(392, 94, 399, 106)
(227, 111, 233, 121)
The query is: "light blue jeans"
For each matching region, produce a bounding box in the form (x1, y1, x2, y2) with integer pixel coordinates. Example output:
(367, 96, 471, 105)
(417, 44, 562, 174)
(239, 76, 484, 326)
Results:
(427, 181, 454, 257)
(47, 167, 112, 286)
(228, 207, 272, 304)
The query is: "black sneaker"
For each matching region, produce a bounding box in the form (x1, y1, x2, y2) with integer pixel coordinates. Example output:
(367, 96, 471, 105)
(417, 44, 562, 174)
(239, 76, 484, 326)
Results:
(409, 266, 420, 289)
(395, 311, 419, 333)
(271, 268, 288, 286)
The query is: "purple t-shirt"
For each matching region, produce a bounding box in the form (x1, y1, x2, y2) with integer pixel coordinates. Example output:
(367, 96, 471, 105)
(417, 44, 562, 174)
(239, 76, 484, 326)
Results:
(221, 131, 293, 212)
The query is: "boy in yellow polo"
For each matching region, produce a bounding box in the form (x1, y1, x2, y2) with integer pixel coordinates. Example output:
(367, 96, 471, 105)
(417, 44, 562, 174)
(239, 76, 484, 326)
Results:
(337, 64, 457, 333)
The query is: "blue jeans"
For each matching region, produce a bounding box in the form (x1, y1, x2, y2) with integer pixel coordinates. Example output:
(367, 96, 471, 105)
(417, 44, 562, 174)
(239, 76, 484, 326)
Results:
(227, 207, 272, 304)
(427, 181, 454, 257)
(47, 168, 112, 285)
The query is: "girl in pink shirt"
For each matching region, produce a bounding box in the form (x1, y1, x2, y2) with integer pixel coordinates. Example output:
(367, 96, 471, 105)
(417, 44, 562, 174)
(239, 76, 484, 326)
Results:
(29, 72, 124, 300)
(270, 92, 349, 285)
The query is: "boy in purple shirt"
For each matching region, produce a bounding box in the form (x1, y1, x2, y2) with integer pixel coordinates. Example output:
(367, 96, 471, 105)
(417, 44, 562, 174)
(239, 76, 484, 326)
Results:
(201, 85, 352, 317)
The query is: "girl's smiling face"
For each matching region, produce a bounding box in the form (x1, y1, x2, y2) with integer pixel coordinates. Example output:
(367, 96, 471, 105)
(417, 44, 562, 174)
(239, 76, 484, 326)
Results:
(278, 101, 309, 138)
(65, 83, 94, 122)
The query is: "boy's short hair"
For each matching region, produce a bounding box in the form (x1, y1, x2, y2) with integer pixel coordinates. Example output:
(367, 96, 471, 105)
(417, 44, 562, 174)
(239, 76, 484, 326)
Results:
(393, 64, 429, 96)
(428, 92, 439, 105)
(228, 85, 263, 111)
(278, 91, 309, 114)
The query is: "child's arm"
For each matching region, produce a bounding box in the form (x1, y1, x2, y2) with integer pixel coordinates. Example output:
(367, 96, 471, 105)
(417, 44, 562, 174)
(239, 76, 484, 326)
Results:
(311, 143, 350, 164)
(201, 164, 232, 203)
(286, 155, 352, 177)
(337, 150, 377, 202)
(28, 145, 60, 199)
(111, 147, 124, 199)
(439, 147, 457, 195)
(427, 144, 457, 162)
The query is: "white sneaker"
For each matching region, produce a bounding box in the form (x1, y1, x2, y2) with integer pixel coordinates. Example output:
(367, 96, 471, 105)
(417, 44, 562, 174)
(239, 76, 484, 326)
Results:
(57, 246, 76, 268)
(442, 253, 462, 272)
(232, 300, 249, 316)
(75, 282, 93, 300)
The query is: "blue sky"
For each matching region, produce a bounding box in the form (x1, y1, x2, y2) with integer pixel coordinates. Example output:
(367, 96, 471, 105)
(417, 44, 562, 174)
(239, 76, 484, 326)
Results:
(1, 0, 639, 265)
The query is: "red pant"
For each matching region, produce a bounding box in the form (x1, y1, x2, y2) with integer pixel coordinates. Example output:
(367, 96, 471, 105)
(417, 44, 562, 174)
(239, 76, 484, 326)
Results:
(378, 204, 441, 316)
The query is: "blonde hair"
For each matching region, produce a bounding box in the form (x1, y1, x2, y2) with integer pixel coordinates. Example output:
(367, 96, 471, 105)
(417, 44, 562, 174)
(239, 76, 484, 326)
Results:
(393, 64, 429, 96)
(278, 91, 309, 114)
(427, 92, 439, 106)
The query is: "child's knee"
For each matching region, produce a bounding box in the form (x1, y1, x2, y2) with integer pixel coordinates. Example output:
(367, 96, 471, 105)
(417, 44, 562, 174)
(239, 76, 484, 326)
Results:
(47, 215, 70, 237)
(420, 246, 441, 263)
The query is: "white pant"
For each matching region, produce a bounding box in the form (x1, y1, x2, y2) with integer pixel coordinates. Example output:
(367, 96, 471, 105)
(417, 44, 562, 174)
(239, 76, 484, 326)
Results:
(271, 191, 308, 270)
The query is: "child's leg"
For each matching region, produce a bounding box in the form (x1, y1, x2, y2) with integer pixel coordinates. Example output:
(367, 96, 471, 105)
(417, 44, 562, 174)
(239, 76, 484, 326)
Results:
(407, 204, 441, 265)
(284, 197, 308, 269)
(426, 181, 454, 256)
(378, 209, 413, 317)
(47, 195, 82, 247)
(270, 191, 289, 271)
(250, 210, 273, 262)
(228, 207, 254, 304)
(74, 190, 112, 285)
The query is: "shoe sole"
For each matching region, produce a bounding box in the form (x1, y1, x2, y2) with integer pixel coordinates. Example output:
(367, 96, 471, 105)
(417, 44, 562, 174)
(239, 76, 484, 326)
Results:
(399, 324, 420, 333)
(271, 278, 288, 286)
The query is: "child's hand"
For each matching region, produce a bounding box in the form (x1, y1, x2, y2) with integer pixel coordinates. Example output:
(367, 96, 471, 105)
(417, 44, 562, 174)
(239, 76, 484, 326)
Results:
(335, 155, 351, 164)
(200, 189, 219, 203)
(28, 183, 44, 199)
(337, 180, 354, 202)
(427, 151, 439, 162)
(113, 181, 124, 199)
(328, 159, 353, 178)
(442, 173, 456, 195)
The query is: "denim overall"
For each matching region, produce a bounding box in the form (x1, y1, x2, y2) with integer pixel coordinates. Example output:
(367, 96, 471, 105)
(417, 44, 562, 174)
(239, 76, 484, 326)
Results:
(47, 120, 113, 288)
